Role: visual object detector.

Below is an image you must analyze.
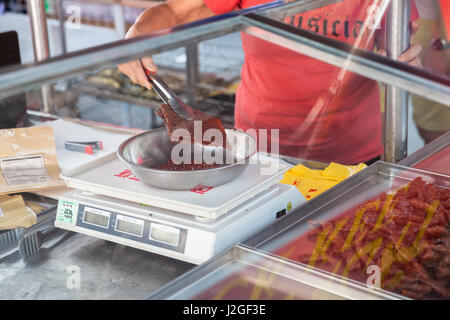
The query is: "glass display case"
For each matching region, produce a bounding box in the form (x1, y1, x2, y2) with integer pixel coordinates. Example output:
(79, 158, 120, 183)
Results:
(0, 0, 449, 299)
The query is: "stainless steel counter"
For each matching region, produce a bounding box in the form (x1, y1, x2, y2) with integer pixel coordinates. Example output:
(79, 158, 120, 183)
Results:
(0, 226, 193, 299)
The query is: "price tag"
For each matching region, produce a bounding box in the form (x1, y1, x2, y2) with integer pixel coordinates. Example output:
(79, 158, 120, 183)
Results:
(57, 199, 78, 225)
(0, 155, 51, 186)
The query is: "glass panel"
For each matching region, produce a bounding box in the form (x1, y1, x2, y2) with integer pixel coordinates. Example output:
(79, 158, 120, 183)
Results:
(411, 94, 450, 152)
(0, 1, 448, 165)
(258, 0, 390, 53)
(0, 0, 448, 301)
(232, 39, 385, 163)
(2, 0, 147, 62)
(410, 1, 450, 150)
(259, 0, 450, 76)
(412, 143, 450, 176)
(399, 130, 450, 176)
(149, 245, 402, 300)
(18, 34, 243, 131)
(253, 0, 449, 160)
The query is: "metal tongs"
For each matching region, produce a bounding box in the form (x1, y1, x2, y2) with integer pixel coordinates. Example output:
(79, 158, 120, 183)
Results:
(64, 140, 103, 155)
(141, 64, 193, 120)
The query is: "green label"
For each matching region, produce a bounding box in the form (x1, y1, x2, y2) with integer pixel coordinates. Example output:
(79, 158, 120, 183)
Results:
(287, 201, 292, 212)
(57, 199, 78, 225)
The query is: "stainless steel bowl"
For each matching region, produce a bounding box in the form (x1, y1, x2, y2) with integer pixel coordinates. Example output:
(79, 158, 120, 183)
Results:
(117, 127, 257, 190)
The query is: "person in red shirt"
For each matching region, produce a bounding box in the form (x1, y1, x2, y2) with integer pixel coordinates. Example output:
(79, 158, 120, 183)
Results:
(119, 0, 421, 165)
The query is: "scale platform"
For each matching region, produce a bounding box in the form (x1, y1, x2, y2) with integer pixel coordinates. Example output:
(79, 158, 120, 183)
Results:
(60, 153, 291, 219)
(55, 183, 305, 264)
(55, 152, 306, 264)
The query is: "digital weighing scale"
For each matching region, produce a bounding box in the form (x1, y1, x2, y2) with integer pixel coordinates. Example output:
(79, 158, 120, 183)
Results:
(55, 153, 306, 264)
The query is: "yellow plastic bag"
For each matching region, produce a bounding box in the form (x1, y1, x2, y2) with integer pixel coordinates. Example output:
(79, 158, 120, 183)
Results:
(280, 162, 367, 200)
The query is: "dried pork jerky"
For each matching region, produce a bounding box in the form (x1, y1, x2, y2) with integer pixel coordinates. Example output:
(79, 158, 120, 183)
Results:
(155, 104, 227, 148)
(155, 104, 228, 171)
(300, 177, 450, 299)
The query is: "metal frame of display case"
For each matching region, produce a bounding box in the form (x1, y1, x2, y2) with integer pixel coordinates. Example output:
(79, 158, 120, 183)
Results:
(0, 0, 450, 159)
(1, 0, 449, 299)
(147, 245, 406, 300)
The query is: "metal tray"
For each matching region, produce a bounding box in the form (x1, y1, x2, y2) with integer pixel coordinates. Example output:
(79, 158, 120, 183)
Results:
(244, 161, 449, 248)
(148, 245, 404, 300)
(242, 161, 449, 299)
(399, 132, 449, 175)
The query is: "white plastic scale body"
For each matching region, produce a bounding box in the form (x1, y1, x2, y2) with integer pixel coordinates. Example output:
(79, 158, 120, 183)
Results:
(55, 153, 306, 264)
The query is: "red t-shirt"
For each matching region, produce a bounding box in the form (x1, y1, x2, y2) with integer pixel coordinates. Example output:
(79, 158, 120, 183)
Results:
(203, 0, 418, 164)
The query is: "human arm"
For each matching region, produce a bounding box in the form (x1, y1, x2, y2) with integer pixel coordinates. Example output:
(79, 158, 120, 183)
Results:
(375, 21, 423, 68)
(118, 0, 215, 89)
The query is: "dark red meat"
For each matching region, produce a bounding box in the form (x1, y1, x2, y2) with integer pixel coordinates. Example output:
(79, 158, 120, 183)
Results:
(301, 178, 450, 299)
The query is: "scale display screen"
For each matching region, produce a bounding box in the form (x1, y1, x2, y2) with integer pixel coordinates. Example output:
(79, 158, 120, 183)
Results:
(149, 223, 180, 247)
(73, 202, 187, 254)
(82, 207, 110, 228)
(115, 214, 144, 237)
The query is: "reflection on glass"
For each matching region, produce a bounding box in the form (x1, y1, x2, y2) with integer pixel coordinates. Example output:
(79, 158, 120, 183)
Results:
(238, 0, 421, 165)
(191, 262, 343, 300)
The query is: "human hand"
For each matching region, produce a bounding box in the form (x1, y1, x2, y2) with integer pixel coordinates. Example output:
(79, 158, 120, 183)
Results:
(377, 22, 422, 68)
(117, 27, 158, 89)
(118, 57, 157, 90)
